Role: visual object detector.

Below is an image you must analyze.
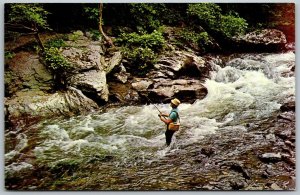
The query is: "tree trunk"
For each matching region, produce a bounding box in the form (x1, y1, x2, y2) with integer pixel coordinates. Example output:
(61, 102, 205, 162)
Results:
(99, 3, 114, 48)
(34, 32, 45, 52)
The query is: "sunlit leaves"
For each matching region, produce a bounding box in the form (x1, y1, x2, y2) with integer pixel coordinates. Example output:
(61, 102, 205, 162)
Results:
(8, 4, 51, 30)
(187, 3, 248, 38)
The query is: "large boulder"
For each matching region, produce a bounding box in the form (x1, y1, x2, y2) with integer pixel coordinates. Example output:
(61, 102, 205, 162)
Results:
(103, 51, 123, 74)
(62, 32, 122, 75)
(5, 52, 53, 96)
(61, 44, 104, 72)
(69, 70, 109, 102)
(233, 29, 287, 52)
(132, 78, 208, 103)
(152, 51, 208, 78)
(5, 87, 98, 122)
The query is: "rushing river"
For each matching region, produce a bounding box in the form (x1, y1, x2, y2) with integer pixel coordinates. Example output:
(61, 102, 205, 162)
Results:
(5, 51, 295, 190)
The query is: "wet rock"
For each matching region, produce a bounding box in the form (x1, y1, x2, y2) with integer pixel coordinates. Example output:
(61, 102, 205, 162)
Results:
(261, 171, 269, 179)
(284, 140, 294, 147)
(200, 147, 215, 157)
(284, 157, 295, 167)
(274, 127, 292, 140)
(5, 162, 34, 179)
(154, 51, 208, 78)
(5, 87, 98, 120)
(131, 80, 153, 91)
(245, 186, 264, 190)
(221, 161, 251, 180)
(233, 29, 287, 52)
(270, 183, 282, 190)
(69, 70, 109, 102)
(230, 180, 246, 190)
(5, 52, 53, 95)
(202, 185, 214, 190)
(259, 153, 282, 163)
(145, 78, 208, 103)
(266, 134, 276, 142)
(277, 111, 295, 122)
(112, 64, 129, 83)
(109, 82, 140, 103)
(62, 43, 103, 72)
(103, 51, 122, 74)
(286, 176, 296, 189)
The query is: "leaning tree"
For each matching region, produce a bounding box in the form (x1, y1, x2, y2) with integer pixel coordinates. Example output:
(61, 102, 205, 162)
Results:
(5, 3, 51, 52)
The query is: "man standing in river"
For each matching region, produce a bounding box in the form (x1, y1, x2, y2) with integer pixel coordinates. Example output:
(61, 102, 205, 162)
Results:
(159, 98, 181, 146)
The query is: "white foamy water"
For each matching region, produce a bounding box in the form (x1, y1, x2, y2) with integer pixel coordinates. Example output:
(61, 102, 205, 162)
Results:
(6, 52, 295, 167)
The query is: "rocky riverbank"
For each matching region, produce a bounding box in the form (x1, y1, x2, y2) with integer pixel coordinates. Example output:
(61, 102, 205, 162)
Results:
(4, 28, 291, 127)
(4, 28, 295, 190)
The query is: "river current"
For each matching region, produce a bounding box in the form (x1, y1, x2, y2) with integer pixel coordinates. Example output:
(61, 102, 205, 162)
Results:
(5, 51, 295, 189)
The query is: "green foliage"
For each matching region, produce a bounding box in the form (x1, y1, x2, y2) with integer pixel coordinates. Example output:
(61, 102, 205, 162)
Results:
(180, 29, 209, 44)
(122, 47, 157, 74)
(83, 5, 99, 21)
(157, 4, 187, 25)
(89, 29, 102, 41)
(117, 29, 166, 52)
(116, 30, 166, 74)
(187, 3, 222, 25)
(44, 47, 71, 71)
(8, 4, 51, 30)
(219, 12, 248, 37)
(68, 31, 84, 41)
(45, 38, 66, 48)
(129, 4, 161, 32)
(187, 3, 248, 38)
(177, 29, 211, 51)
(5, 51, 15, 60)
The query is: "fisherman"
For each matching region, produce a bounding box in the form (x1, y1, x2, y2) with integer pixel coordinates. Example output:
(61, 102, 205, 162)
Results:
(158, 98, 181, 146)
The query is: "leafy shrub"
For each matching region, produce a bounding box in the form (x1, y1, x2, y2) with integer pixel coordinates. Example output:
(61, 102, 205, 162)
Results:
(5, 51, 15, 60)
(219, 12, 248, 37)
(177, 29, 211, 51)
(68, 31, 84, 41)
(88, 29, 102, 41)
(187, 3, 248, 38)
(44, 47, 71, 71)
(187, 3, 222, 26)
(45, 38, 66, 48)
(117, 29, 166, 52)
(122, 47, 157, 74)
(129, 4, 161, 32)
(116, 30, 166, 74)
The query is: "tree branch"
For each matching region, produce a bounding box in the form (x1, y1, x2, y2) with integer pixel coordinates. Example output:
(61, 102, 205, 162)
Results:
(5, 23, 37, 33)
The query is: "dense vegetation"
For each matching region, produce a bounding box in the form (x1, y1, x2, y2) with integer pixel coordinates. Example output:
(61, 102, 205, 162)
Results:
(5, 3, 295, 77)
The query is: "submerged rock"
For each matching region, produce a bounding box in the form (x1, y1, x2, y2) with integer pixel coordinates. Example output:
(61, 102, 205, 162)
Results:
(5, 162, 34, 179)
(259, 153, 282, 162)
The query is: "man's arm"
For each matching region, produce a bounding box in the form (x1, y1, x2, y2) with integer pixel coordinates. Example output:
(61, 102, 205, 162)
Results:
(159, 115, 172, 124)
(160, 113, 169, 117)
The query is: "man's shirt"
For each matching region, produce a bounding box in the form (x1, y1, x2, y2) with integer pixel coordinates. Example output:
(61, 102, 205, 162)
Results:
(169, 108, 179, 123)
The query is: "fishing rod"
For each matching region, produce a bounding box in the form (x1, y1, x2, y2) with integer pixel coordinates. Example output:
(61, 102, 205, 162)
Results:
(144, 95, 167, 119)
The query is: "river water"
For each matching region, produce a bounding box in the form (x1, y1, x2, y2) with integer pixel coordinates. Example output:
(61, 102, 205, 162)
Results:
(5, 51, 295, 190)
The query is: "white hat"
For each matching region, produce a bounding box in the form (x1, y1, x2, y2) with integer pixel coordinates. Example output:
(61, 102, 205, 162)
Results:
(171, 98, 181, 106)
